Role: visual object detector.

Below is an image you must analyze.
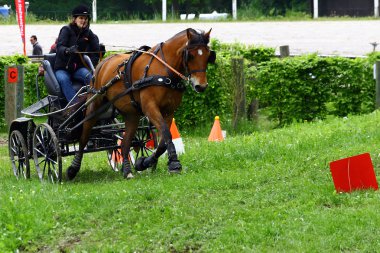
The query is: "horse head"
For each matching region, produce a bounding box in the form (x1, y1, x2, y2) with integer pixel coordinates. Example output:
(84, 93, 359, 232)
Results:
(181, 28, 215, 93)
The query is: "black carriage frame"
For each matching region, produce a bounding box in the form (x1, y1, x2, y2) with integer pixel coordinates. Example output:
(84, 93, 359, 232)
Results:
(8, 54, 158, 183)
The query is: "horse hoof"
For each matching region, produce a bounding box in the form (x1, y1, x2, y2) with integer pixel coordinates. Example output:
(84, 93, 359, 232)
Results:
(135, 157, 146, 171)
(66, 166, 79, 181)
(124, 172, 134, 179)
(168, 160, 182, 174)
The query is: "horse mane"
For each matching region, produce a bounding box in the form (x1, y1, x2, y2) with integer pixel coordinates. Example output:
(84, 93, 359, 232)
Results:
(166, 28, 209, 45)
(165, 28, 210, 57)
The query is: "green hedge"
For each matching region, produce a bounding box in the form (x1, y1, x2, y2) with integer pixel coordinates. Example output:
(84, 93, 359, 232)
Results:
(1, 44, 379, 131)
(0, 55, 46, 129)
(0, 55, 27, 129)
(252, 54, 378, 126)
(174, 40, 276, 129)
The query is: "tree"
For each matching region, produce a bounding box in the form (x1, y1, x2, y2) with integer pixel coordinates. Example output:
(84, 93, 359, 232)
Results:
(20, 0, 310, 20)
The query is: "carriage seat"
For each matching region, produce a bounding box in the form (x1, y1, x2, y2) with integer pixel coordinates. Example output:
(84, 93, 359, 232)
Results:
(42, 53, 95, 98)
(43, 54, 115, 120)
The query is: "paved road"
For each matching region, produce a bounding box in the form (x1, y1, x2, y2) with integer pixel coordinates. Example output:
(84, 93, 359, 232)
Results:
(2, 21, 380, 56)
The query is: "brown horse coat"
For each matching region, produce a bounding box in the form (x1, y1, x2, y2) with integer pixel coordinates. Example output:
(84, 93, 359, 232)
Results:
(66, 28, 214, 180)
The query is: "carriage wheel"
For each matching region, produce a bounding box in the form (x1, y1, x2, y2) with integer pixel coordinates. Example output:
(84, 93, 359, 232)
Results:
(9, 130, 30, 179)
(107, 140, 123, 172)
(33, 123, 62, 183)
(107, 124, 158, 172)
(130, 126, 158, 170)
(106, 118, 123, 172)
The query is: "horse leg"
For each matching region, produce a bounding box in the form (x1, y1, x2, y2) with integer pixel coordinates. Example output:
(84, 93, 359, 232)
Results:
(163, 118, 182, 173)
(66, 117, 97, 180)
(140, 115, 181, 173)
(67, 95, 101, 180)
(135, 137, 167, 171)
(121, 117, 139, 179)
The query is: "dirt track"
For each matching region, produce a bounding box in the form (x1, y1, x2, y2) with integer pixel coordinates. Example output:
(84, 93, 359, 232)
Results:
(2, 20, 380, 56)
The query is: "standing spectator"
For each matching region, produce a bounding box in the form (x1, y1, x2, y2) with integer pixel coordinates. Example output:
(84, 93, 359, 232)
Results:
(30, 35, 43, 55)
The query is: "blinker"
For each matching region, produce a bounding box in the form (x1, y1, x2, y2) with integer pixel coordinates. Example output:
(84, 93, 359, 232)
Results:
(208, 50, 216, 64)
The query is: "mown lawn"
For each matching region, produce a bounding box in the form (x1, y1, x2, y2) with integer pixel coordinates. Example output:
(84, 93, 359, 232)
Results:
(1, 112, 380, 252)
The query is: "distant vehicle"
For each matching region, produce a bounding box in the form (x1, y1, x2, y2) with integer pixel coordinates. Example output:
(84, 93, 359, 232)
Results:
(0, 5, 11, 18)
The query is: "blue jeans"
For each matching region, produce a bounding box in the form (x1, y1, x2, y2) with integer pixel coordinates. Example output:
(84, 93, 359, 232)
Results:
(55, 68, 92, 102)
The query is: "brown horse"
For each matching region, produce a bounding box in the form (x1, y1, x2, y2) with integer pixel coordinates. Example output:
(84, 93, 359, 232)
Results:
(67, 28, 216, 180)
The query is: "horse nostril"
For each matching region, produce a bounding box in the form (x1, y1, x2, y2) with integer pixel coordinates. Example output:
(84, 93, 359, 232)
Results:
(194, 84, 207, 93)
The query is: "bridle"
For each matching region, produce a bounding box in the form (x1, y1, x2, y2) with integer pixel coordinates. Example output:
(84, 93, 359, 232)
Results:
(134, 41, 216, 83)
(182, 43, 212, 78)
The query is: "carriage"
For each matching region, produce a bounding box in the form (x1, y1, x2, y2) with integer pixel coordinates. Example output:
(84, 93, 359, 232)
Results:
(8, 28, 215, 183)
(8, 53, 157, 183)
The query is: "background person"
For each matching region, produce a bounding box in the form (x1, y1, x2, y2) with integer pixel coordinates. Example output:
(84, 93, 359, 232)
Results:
(30, 35, 43, 55)
(54, 4, 99, 102)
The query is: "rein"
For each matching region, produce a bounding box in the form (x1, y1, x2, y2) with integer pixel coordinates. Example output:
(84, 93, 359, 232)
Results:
(134, 48, 190, 82)
(88, 38, 210, 107)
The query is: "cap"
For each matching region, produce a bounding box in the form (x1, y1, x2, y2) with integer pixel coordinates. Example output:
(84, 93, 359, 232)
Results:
(72, 4, 91, 17)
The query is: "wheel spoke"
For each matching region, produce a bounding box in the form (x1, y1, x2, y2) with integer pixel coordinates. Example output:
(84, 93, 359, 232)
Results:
(107, 118, 157, 171)
(47, 156, 58, 165)
(33, 124, 61, 183)
(34, 147, 45, 157)
(42, 159, 47, 178)
(9, 130, 30, 180)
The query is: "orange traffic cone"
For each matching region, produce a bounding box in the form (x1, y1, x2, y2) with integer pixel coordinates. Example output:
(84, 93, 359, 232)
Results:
(208, 116, 224, 142)
(170, 118, 185, 154)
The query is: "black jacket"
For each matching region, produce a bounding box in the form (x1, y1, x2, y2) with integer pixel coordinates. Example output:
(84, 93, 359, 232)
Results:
(54, 24, 99, 73)
(32, 42, 43, 55)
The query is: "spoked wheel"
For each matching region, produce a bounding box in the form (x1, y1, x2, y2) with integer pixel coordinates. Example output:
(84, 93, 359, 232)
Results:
(107, 138, 123, 172)
(33, 123, 62, 183)
(107, 117, 158, 172)
(130, 125, 158, 170)
(9, 130, 30, 179)
(106, 118, 124, 172)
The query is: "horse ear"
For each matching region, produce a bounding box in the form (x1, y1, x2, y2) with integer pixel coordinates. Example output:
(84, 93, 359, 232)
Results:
(186, 28, 196, 40)
(204, 28, 212, 39)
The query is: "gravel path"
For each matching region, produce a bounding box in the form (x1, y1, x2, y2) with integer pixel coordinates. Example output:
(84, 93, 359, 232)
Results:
(2, 20, 380, 56)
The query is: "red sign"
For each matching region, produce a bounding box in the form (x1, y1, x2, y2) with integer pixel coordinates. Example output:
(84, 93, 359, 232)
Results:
(8, 67, 18, 83)
(14, 0, 26, 56)
(330, 153, 378, 193)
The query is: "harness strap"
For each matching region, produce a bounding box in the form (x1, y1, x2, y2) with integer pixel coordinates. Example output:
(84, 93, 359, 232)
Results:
(158, 43, 171, 77)
(143, 44, 162, 78)
(188, 69, 207, 74)
(132, 75, 185, 91)
(70, 87, 132, 131)
(70, 73, 186, 131)
(124, 60, 140, 112)
(134, 48, 190, 81)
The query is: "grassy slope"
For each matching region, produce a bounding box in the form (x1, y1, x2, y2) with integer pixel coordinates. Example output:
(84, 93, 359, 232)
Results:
(1, 112, 380, 252)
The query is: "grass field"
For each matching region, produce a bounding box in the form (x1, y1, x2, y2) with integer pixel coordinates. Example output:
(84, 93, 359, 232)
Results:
(1, 112, 380, 252)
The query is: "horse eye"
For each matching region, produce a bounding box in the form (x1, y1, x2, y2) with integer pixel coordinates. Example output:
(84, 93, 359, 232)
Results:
(187, 52, 194, 61)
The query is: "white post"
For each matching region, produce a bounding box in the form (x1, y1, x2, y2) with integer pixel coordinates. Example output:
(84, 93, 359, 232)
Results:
(92, 0, 97, 23)
(232, 0, 237, 20)
(25, 2, 29, 16)
(162, 0, 167, 21)
(375, 0, 379, 17)
(313, 0, 318, 19)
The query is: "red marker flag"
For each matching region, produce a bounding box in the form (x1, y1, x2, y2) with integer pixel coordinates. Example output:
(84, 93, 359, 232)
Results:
(14, 0, 26, 56)
(329, 153, 378, 193)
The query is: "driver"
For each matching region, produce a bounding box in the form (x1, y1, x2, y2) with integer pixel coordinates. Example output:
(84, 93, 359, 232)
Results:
(54, 4, 99, 103)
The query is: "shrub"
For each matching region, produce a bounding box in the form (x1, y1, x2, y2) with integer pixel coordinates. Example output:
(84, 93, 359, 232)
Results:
(1, 44, 378, 131)
(252, 54, 378, 126)
(174, 40, 276, 129)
